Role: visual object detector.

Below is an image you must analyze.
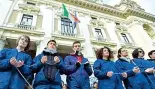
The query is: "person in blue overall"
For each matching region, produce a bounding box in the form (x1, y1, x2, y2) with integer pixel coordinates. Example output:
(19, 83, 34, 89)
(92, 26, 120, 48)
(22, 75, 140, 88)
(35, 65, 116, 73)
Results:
(93, 46, 125, 89)
(115, 47, 149, 89)
(63, 41, 93, 89)
(147, 50, 155, 89)
(0, 35, 32, 89)
(132, 48, 152, 89)
(31, 40, 64, 89)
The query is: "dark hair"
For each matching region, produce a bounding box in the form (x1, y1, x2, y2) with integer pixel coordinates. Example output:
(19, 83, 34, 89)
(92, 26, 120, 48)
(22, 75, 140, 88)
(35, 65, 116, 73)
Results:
(16, 35, 30, 51)
(148, 50, 155, 58)
(117, 48, 123, 58)
(96, 46, 114, 60)
(72, 41, 81, 47)
(132, 48, 145, 58)
(47, 40, 56, 45)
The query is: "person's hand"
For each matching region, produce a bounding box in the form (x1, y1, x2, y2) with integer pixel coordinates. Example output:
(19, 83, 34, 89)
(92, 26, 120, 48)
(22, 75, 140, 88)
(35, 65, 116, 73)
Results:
(16, 60, 24, 67)
(54, 56, 60, 63)
(133, 67, 140, 73)
(84, 61, 90, 68)
(145, 67, 154, 73)
(76, 62, 81, 68)
(107, 71, 113, 77)
(41, 56, 47, 64)
(122, 72, 127, 78)
(10, 57, 17, 66)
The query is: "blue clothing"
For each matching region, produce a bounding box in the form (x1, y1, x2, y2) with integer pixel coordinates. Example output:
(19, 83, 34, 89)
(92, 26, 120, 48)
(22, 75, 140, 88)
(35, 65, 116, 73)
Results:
(0, 48, 32, 89)
(115, 58, 151, 89)
(93, 59, 124, 89)
(146, 59, 155, 89)
(63, 55, 92, 89)
(31, 53, 64, 89)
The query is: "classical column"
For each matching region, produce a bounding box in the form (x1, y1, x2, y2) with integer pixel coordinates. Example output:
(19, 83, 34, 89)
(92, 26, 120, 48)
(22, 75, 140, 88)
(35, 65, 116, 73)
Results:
(128, 20, 153, 57)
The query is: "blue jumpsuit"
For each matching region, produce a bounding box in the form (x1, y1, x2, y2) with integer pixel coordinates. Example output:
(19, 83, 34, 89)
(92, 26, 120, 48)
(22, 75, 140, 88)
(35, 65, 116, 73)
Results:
(93, 59, 124, 89)
(146, 59, 155, 89)
(63, 55, 93, 89)
(0, 48, 32, 89)
(31, 53, 64, 89)
(115, 58, 151, 89)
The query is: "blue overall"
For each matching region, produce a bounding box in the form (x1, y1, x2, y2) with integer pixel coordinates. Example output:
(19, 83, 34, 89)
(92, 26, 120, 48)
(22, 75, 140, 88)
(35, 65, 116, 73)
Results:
(63, 55, 92, 89)
(0, 48, 32, 89)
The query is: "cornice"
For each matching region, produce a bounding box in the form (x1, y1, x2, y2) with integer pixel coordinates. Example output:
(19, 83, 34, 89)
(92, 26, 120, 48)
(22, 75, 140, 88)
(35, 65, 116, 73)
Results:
(53, 0, 155, 22)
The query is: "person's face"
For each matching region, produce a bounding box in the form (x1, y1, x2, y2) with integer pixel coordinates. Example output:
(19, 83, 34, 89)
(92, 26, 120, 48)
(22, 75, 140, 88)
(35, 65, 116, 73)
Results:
(93, 83, 98, 89)
(73, 43, 81, 52)
(62, 84, 67, 89)
(120, 48, 128, 57)
(47, 41, 56, 50)
(138, 49, 144, 57)
(17, 36, 29, 48)
(102, 48, 109, 58)
(150, 52, 155, 59)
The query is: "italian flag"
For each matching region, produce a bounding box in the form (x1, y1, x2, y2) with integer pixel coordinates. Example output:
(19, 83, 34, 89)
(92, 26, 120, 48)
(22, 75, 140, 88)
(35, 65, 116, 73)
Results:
(62, 4, 80, 23)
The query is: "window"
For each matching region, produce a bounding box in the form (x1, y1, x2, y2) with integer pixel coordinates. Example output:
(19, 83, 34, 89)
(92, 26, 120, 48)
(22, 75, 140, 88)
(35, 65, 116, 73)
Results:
(27, 2, 36, 5)
(20, 14, 33, 26)
(61, 18, 74, 36)
(121, 33, 130, 43)
(95, 28, 103, 40)
(91, 17, 97, 20)
(115, 22, 120, 25)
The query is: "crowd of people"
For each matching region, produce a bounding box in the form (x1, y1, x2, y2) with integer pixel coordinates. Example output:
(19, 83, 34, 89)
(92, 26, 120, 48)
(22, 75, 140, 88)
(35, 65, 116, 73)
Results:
(0, 35, 155, 89)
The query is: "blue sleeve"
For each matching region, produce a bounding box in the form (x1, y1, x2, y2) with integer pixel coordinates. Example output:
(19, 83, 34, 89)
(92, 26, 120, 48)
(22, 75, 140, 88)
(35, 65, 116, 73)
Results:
(115, 61, 135, 77)
(56, 56, 65, 71)
(63, 56, 77, 75)
(138, 60, 149, 74)
(19, 55, 33, 76)
(0, 49, 12, 70)
(93, 60, 109, 79)
(84, 58, 93, 76)
(30, 54, 44, 73)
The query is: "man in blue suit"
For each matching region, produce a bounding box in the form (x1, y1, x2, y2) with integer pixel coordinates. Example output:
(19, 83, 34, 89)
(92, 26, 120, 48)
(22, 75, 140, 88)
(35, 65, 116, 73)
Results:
(31, 40, 64, 89)
(63, 41, 93, 89)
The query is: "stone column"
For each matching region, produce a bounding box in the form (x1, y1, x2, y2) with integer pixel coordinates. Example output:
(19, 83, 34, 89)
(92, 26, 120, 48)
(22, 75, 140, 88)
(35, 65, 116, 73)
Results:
(128, 20, 153, 58)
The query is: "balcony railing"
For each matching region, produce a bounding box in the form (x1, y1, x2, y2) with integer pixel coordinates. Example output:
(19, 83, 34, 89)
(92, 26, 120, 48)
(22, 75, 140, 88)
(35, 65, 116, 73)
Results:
(121, 42, 137, 47)
(60, 32, 77, 37)
(96, 36, 110, 42)
(15, 24, 36, 30)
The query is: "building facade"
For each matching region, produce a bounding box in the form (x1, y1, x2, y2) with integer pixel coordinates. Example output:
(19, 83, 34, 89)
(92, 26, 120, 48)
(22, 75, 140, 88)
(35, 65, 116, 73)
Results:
(0, 0, 155, 62)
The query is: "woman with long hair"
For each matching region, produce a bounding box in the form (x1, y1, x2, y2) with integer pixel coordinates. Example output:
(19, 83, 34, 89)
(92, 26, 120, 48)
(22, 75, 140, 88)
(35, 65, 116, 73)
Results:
(0, 35, 32, 89)
(93, 46, 125, 89)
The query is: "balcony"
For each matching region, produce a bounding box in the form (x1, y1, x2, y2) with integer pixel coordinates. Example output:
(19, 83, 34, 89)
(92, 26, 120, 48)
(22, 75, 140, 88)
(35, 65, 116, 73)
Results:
(15, 24, 36, 30)
(120, 42, 138, 48)
(90, 36, 117, 47)
(52, 31, 85, 42)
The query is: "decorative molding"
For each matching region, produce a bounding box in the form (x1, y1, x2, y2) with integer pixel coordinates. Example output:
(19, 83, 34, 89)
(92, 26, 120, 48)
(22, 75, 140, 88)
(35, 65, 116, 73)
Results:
(91, 38, 117, 48)
(18, 4, 40, 14)
(120, 42, 138, 49)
